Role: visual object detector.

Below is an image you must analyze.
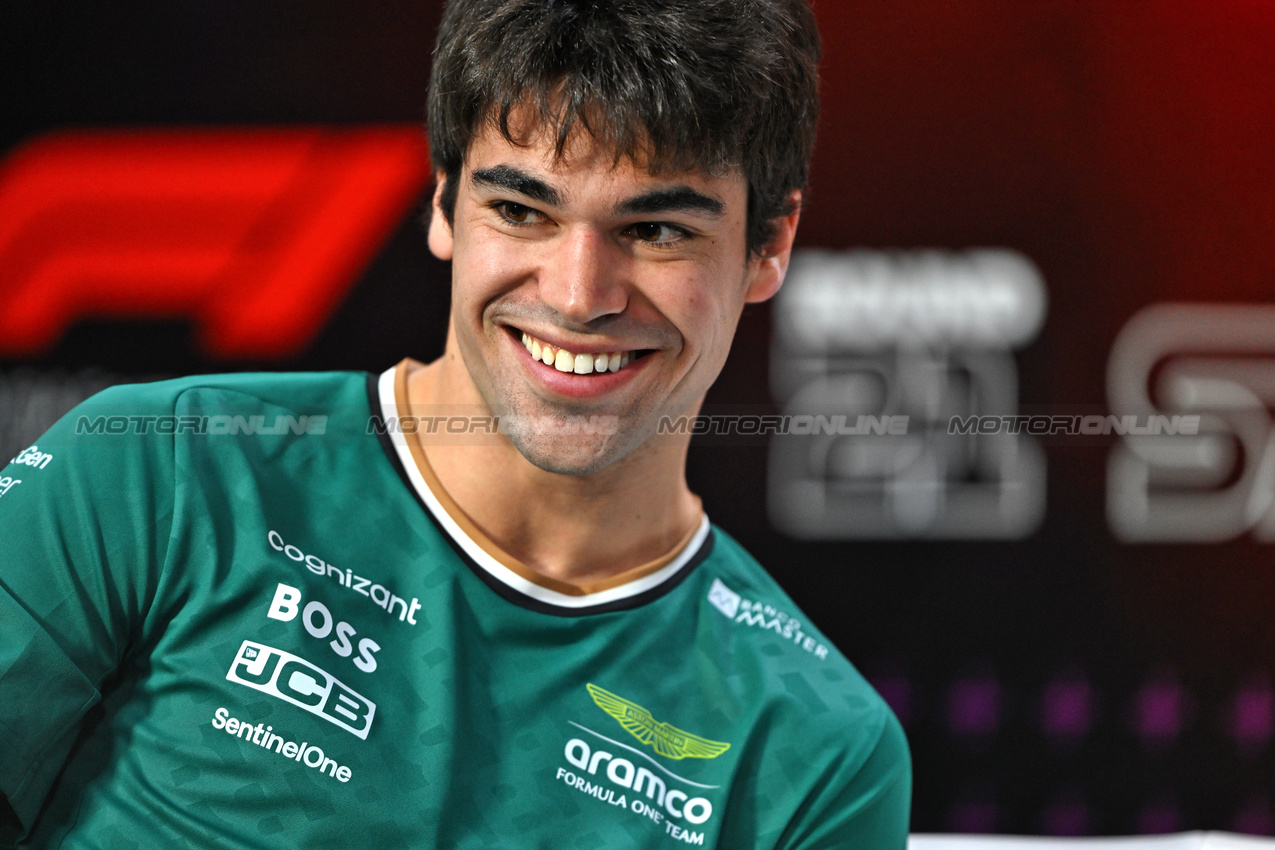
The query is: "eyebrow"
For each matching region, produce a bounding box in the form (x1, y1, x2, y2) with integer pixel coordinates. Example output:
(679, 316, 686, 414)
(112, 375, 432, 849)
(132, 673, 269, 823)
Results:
(614, 186, 725, 218)
(472, 164, 725, 220)
(471, 165, 562, 207)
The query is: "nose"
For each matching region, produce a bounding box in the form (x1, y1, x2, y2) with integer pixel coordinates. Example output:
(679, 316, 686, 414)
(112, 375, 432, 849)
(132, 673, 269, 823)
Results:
(537, 227, 627, 324)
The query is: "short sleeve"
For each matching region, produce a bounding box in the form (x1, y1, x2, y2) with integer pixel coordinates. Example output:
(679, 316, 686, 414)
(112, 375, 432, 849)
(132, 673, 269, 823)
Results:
(775, 709, 912, 850)
(0, 384, 177, 835)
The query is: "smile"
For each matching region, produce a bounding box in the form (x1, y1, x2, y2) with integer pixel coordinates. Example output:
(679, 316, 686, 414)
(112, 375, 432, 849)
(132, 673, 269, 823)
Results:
(518, 331, 639, 375)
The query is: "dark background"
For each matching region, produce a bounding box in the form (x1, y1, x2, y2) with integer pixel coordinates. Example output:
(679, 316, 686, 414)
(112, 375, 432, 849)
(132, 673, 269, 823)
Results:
(3, 0, 1274, 836)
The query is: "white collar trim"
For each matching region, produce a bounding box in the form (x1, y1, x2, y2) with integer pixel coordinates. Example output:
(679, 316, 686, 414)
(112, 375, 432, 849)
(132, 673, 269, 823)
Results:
(378, 366, 710, 610)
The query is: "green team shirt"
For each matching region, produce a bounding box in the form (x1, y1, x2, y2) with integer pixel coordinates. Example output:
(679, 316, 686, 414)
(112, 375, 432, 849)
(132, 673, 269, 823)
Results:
(0, 364, 910, 849)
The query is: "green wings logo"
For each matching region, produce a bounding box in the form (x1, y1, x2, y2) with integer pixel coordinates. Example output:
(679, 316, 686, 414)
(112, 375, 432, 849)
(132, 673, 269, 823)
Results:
(586, 683, 731, 761)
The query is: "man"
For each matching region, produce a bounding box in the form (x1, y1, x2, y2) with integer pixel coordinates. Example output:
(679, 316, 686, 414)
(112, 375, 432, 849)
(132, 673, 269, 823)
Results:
(0, 0, 910, 846)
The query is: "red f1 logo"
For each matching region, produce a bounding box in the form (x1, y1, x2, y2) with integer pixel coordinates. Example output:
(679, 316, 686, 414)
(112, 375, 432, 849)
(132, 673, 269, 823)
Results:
(0, 127, 429, 358)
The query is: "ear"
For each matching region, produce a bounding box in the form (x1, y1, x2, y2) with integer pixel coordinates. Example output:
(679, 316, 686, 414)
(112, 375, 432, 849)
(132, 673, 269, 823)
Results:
(427, 171, 454, 261)
(744, 190, 802, 304)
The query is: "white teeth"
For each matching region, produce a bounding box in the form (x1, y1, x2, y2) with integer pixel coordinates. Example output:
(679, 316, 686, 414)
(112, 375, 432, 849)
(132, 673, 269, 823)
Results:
(519, 331, 636, 374)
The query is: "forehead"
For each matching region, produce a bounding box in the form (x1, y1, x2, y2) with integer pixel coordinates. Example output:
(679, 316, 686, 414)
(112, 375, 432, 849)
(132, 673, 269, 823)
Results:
(460, 120, 747, 208)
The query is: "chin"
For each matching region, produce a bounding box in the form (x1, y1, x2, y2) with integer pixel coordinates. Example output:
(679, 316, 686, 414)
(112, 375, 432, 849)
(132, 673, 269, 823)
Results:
(504, 424, 639, 477)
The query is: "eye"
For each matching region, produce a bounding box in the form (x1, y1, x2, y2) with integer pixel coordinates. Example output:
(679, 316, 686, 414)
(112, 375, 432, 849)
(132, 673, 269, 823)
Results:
(495, 202, 540, 225)
(630, 222, 689, 246)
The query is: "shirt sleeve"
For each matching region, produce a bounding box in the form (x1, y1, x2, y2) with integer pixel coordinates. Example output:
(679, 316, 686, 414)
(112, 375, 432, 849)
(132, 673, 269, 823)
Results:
(0, 384, 176, 836)
(775, 709, 913, 850)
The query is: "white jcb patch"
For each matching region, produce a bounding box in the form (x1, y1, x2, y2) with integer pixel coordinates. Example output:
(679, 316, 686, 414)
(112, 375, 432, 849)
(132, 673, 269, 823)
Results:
(226, 640, 376, 739)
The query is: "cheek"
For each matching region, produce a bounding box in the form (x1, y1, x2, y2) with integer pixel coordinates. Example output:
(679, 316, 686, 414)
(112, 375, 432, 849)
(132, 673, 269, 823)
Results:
(453, 237, 533, 317)
(670, 271, 746, 356)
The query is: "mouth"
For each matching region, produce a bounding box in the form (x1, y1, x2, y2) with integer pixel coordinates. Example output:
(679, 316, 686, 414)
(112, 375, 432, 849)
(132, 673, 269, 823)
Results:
(514, 328, 652, 375)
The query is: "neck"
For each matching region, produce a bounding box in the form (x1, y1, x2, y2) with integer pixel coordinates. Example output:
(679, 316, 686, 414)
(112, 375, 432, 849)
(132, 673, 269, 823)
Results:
(403, 357, 702, 586)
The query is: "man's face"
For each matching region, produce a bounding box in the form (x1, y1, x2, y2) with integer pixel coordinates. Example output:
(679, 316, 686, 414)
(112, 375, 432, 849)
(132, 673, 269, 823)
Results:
(428, 122, 795, 475)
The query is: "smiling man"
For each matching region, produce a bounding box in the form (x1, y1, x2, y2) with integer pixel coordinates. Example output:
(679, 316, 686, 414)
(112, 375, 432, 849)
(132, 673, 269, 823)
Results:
(0, 1, 909, 847)
(413, 123, 776, 583)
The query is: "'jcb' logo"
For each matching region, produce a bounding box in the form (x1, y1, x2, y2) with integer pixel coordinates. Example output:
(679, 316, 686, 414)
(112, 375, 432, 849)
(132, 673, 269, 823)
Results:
(226, 641, 376, 739)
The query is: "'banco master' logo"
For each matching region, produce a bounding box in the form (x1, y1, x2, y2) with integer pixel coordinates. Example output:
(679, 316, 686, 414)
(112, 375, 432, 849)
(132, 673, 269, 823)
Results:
(587, 683, 730, 761)
(227, 641, 376, 739)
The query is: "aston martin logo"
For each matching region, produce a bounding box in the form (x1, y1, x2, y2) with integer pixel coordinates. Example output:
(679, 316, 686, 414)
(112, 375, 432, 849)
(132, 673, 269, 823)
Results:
(586, 683, 731, 761)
